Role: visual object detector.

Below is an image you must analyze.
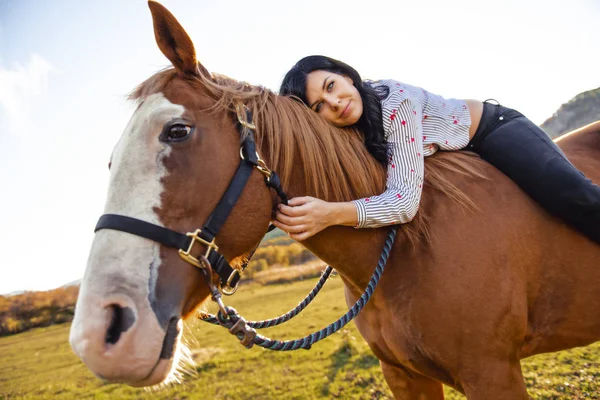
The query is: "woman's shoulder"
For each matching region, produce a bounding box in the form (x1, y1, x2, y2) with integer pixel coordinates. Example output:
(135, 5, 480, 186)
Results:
(365, 79, 406, 107)
(370, 79, 425, 99)
(369, 79, 419, 112)
(368, 78, 419, 89)
(366, 78, 399, 91)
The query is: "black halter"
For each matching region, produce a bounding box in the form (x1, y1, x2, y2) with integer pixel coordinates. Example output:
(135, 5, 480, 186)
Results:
(94, 110, 288, 295)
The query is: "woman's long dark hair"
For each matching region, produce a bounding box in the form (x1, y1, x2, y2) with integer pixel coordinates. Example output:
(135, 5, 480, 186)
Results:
(279, 55, 389, 166)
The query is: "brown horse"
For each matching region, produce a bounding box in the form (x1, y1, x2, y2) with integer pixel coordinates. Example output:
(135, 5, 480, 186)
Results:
(69, 2, 600, 398)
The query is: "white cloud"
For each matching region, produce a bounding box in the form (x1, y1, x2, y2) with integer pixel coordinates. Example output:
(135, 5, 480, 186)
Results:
(0, 54, 54, 126)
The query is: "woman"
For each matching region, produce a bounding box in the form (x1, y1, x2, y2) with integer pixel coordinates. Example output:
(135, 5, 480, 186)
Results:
(273, 55, 600, 244)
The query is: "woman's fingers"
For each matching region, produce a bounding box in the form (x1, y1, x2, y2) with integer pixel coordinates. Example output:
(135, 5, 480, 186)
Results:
(272, 219, 307, 234)
(285, 224, 308, 234)
(275, 211, 303, 226)
(279, 196, 316, 215)
(278, 203, 302, 216)
(287, 196, 314, 206)
(289, 231, 312, 241)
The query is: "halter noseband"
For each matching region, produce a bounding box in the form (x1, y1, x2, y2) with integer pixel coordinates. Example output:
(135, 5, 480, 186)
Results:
(94, 107, 288, 295)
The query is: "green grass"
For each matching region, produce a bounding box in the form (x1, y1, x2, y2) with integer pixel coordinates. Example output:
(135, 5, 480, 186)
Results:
(0, 277, 598, 399)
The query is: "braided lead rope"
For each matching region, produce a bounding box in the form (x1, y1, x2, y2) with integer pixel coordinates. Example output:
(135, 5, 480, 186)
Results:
(199, 266, 334, 328)
(209, 226, 397, 351)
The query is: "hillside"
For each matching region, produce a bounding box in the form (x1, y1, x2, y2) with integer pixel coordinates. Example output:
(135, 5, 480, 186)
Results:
(541, 87, 600, 138)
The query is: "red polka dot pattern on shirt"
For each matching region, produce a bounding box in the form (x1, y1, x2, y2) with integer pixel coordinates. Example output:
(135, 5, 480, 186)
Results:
(351, 78, 471, 229)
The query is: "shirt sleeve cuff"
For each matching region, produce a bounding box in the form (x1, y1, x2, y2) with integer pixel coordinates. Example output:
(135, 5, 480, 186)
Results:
(352, 200, 367, 229)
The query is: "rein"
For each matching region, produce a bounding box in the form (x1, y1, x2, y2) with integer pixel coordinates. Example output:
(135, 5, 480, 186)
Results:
(198, 226, 397, 351)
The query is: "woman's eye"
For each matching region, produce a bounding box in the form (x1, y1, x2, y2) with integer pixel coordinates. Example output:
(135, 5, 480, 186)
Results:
(315, 103, 323, 113)
(167, 124, 191, 140)
(327, 81, 334, 91)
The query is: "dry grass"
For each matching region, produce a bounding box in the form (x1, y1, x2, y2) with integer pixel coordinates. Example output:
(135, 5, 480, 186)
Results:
(253, 261, 331, 285)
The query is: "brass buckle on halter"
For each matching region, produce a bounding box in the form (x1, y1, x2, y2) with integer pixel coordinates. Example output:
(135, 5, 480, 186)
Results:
(238, 119, 256, 131)
(235, 103, 256, 131)
(178, 229, 219, 269)
(221, 269, 241, 296)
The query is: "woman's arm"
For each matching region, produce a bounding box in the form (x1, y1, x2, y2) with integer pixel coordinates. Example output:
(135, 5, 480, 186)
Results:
(352, 97, 424, 228)
(274, 97, 424, 239)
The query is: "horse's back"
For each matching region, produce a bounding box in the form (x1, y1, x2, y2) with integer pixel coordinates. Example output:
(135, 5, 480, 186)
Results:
(555, 121, 600, 182)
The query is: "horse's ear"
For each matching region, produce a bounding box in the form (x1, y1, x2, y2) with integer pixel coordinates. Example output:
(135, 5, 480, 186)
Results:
(148, 1, 210, 78)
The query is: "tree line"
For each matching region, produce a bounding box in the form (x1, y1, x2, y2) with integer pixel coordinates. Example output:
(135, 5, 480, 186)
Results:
(0, 286, 78, 336)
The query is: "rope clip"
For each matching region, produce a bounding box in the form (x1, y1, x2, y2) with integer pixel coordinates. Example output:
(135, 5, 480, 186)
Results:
(200, 255, 257, 348)
(229, 317, 257, 349)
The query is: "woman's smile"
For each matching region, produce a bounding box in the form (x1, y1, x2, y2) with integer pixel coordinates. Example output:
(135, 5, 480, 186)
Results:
(340, 101, 351, 118)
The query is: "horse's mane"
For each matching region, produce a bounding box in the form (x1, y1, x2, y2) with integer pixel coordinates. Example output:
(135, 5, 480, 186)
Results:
(130, 67, 488, 246)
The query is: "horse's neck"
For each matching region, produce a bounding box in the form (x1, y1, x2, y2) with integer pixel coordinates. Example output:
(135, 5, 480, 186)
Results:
(304, 227, 396, 296)
(283, 166, 392, 293)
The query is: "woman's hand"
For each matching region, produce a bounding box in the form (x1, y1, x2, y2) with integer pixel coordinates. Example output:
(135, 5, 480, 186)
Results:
(273, 197, 333, 241)
(272, 197, 358, 241)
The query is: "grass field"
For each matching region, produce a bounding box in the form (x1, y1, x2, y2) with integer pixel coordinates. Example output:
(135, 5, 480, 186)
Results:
(1, 276, 598, 399)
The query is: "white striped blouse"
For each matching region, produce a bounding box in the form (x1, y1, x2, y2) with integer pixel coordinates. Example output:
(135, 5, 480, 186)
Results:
(352, 79, 471, 228)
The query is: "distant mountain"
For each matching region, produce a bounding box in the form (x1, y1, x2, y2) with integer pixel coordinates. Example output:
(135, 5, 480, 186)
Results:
(2, 280, 81, 297)
(541, 87, 600, 138)
(62, 279, 81, 288)
(3, 290, 25, 297)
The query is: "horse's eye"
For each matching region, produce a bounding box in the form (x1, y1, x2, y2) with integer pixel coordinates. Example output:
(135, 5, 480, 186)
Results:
(160, 120, 194, 143)
(168, 124, 191, 140)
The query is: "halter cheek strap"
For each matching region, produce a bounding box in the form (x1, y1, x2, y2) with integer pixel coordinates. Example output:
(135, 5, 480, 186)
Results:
(94, 110, 288, 294)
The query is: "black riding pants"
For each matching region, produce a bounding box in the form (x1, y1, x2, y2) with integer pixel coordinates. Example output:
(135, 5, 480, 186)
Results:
(467, 101, 600, 244)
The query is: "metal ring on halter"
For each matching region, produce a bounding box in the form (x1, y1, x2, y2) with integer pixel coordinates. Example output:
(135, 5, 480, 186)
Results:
(221, 269, 241, 296)
(239, 147, 249, 161)
(200, 255, 233, 309)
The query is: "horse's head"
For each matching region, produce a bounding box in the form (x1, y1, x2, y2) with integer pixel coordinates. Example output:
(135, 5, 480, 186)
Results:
(69, 1, 273, 386)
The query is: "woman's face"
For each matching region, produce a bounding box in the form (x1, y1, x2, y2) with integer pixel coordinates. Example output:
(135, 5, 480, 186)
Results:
(305, 70, 363, 127)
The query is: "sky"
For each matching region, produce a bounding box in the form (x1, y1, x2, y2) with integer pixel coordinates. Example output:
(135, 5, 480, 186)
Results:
(0, 0, 599, 294)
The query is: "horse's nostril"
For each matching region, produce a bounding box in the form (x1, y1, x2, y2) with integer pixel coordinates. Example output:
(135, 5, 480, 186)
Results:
(105, 304, 136, 345)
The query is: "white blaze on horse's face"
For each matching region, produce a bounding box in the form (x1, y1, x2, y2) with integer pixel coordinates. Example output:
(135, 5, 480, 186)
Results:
(105, 92, 176, 218)
(69, 93, 187, 386)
